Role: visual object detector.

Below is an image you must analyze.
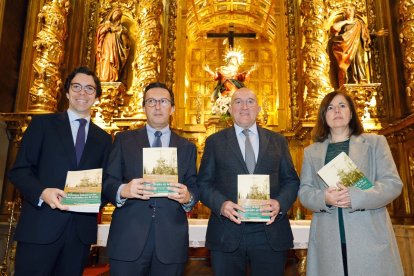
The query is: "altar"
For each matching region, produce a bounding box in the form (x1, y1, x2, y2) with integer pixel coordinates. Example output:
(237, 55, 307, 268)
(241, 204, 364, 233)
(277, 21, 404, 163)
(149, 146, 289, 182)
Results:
(96, 219, 310, 275)
(96, 219, 311, 248)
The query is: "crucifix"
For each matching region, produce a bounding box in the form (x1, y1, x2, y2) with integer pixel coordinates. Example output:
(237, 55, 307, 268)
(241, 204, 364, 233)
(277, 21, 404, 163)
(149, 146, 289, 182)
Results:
(206, 23, 256, 49)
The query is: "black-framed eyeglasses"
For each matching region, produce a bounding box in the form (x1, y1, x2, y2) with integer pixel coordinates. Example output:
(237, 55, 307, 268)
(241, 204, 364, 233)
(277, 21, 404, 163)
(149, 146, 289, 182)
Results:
(231, 98, 257, 108)
(145, 98, 172, 107)
(70, 83, 96, 95)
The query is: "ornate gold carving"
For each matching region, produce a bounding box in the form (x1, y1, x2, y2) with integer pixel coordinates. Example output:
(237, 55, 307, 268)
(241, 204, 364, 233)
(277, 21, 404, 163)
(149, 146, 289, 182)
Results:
(84, 2, 98, 65)
(400, 0, 414, 111)
(300, 1, 333, 119)
(165, 0, 177, 90)
(0, 113, 33, 145)
(287, 2, 299, 122)
(92, 82, 126, 126)
(29, 0, 70, 112)
(125, 0, 163, 116)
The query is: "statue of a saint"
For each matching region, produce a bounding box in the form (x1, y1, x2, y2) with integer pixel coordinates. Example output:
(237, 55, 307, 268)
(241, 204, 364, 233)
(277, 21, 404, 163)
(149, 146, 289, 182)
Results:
(96, 8, 130, 82)
(204, 50, 257, 102)
(331, 6, 371, 86)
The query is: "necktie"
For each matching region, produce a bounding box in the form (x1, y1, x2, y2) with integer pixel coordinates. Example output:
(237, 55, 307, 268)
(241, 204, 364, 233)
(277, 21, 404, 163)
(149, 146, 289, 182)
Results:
(75, 118, 87, 165)
(152, 131, 162, 147)
(243, 129, 256, 174)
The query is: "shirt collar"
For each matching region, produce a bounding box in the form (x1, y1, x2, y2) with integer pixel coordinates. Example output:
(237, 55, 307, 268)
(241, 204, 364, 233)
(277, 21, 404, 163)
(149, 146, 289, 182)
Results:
(234, 123, 258, 136)
(67, 109, 91, 123)
(145, 124, 170, 136)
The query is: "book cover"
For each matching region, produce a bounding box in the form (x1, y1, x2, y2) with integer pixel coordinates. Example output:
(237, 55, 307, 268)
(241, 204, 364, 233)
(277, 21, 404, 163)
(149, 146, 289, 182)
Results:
(61, 168, 102, 213)
(143, 147, 178, 197)
(317, 152, 373, 190)
(237, 174, 270, 222)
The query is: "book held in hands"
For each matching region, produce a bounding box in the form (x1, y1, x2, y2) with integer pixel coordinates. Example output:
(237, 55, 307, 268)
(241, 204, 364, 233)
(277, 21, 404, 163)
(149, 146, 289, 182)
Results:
(237, 174, 270, 222)
(61, 168, 102, 213)
(317, 152, 373, 190)
(143, 147, 178, 197)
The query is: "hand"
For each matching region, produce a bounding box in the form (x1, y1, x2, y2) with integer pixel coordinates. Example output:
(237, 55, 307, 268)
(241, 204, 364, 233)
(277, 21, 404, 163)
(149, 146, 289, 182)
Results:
(324, 183, 351, 208)
(260, 199, 281, 225)
(40, 188, 69, 211)
(168, 183, 191, 204)
(220, 201, 244, 224)
(120, 178, 154, 200)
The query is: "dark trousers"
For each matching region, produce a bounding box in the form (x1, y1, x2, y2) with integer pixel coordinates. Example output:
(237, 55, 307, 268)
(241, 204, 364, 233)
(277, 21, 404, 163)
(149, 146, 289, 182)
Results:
(109, 219, 185, 276)
(211, 224, 287, 276)
(14, 217, 90, 276)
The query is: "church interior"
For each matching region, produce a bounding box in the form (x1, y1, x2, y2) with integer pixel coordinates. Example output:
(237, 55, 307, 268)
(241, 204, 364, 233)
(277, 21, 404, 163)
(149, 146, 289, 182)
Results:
(0, 0, 413, 275)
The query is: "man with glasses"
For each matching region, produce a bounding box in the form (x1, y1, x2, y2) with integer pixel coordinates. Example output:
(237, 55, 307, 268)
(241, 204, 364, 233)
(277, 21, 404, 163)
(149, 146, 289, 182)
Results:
(9, 66, 112, 276)
(197, 87, 300, 275)
(103, 82, 198, 275)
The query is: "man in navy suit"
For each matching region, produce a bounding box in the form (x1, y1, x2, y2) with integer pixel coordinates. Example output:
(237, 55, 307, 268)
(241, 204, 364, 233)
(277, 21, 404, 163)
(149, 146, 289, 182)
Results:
(198, 87, 300, 275)
(8, 66, 112, 276)
(103, 82, 198, 275)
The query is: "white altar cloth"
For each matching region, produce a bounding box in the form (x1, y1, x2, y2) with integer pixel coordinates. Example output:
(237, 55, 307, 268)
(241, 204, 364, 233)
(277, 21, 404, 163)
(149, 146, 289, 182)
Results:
(97, 219, 310, 249)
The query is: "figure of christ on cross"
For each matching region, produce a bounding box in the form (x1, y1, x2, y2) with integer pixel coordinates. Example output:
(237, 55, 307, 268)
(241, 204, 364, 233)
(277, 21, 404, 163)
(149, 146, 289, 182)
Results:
(204, 24, 258, 102)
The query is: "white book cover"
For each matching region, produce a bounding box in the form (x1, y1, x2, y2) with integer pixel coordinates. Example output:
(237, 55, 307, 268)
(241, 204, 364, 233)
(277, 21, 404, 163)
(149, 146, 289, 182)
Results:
(317, 152, 373, 190)
(143, 147, 178, 197)
(237, 174, 270, 222)
(61, 168, 102, 213)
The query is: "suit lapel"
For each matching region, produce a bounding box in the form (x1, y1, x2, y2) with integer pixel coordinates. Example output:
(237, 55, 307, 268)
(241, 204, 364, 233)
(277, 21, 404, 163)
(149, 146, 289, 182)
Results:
(55, 112, 77, 166)
(256, 127, 269, 172)
(349, 135, 369, 169)
(226, 127, 249, 173)
(309, 140, 329, 170)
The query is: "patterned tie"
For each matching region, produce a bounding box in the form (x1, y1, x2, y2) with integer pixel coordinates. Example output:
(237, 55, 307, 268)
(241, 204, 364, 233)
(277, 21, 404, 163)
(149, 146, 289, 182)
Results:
(75, 118, 87, 165)
(152, 131, 162, 147)
(243, 129, 256, 174)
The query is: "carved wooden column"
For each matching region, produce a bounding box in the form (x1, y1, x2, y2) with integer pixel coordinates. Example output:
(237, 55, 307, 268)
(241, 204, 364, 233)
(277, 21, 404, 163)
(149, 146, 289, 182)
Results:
(29, 0, 70, 112)
(300, 0, 332, 119)
(400, 0, 414, 112)
(126, 0, 163, 115)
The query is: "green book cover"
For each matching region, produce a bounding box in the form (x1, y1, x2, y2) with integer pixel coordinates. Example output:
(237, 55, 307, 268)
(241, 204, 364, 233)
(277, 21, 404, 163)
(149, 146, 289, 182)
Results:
(143, 147, 178, 197)
(237, 174, 270, 222)
(61, 168, 102, 213)
(317, 152, 373, 190)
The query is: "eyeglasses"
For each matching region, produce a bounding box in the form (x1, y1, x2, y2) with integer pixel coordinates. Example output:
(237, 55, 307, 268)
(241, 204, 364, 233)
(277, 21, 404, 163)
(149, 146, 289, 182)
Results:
(145, 98, 172, 107)
(70, 83, 96, 95)
(231, 98, 257, 108)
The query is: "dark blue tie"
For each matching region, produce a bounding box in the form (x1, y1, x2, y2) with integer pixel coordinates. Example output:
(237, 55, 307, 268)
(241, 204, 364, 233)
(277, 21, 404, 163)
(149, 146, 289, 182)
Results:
(75, 118, 87, 165)
(152, 131, 162, 147)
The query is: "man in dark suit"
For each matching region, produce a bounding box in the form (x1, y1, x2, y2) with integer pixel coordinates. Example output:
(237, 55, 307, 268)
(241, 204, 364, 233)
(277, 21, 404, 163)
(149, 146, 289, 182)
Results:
(198, 87, 300, 275)
(8, 66, 112, 276)
(103, 82, 198, 275)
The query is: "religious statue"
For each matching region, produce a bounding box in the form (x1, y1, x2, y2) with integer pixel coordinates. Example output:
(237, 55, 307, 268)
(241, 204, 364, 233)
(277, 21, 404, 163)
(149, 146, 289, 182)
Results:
(96, 7, 130, 82)
(204, 49, 257, 102)
(331, 6, 371, 87)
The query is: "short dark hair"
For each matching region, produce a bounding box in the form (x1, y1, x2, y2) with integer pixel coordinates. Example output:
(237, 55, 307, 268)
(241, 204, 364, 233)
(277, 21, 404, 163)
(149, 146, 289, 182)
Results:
(312, 91, 364, 142)
(142, 82, 175, 107)
(64, 66, 102, 98)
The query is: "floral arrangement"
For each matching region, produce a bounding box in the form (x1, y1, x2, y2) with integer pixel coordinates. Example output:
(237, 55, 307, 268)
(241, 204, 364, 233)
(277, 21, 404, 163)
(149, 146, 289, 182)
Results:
(211, 94, 232, 120)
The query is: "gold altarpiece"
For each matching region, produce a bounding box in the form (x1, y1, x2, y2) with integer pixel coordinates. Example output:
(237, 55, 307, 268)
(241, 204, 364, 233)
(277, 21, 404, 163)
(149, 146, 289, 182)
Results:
(1, 0, 414, 274)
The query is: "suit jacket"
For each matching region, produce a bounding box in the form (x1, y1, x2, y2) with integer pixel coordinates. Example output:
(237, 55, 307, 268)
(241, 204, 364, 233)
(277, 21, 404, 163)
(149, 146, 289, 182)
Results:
(103, 127, 198, 263)
(299, 134, 403, 276)
(197, 126, 300, 252)
(8, 112, 112, 245)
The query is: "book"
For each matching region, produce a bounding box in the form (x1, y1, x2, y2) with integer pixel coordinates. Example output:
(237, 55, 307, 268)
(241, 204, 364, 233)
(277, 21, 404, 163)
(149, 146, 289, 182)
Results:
(237, 174, 270, 222)
(61, 168, 102, 213)
(317, 152, 373, 190)
(143, 147, 178, 197)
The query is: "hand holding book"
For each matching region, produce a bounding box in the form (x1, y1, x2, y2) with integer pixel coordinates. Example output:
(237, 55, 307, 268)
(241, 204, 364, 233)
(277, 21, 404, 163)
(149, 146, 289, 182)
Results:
(324, 183, 352, 208)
